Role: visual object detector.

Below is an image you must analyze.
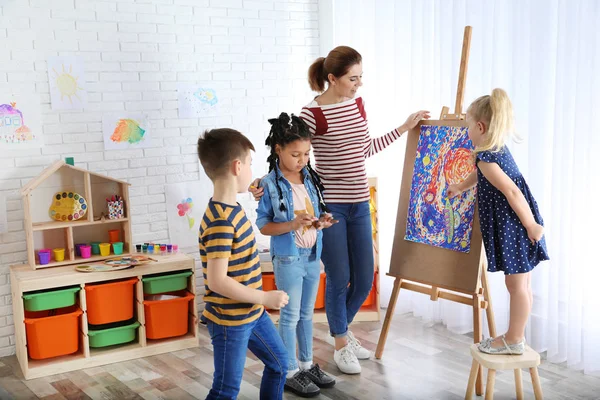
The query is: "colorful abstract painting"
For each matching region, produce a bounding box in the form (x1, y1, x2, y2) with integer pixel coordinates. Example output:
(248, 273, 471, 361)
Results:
(102, 114, 151, 150)
(405, 125, 477, 253)
(178, 84, 219, 118)
(0, 95, 43, 149)
(48, 56, 87, 110)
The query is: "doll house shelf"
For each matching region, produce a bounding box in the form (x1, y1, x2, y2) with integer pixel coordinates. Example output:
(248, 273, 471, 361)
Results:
(20, 160, 133, 270)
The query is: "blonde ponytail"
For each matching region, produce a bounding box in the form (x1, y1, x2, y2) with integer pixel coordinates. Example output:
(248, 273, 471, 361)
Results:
(469, 88, 516, 153)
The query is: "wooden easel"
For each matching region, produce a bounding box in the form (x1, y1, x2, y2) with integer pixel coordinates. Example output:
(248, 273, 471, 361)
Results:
(374, 26, 497, 396)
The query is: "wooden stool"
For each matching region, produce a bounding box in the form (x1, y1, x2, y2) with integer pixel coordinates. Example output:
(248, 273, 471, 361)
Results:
(465, 344, 543, 400)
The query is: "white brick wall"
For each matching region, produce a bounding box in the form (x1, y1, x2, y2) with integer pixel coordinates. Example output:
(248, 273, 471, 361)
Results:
(0, 0, 319, 357)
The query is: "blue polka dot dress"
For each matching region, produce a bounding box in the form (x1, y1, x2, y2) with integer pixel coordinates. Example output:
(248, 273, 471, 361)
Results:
(476, 147, 549, 275)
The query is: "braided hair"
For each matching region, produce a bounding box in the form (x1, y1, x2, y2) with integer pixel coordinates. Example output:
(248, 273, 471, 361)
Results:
(265, 112, 328, 214)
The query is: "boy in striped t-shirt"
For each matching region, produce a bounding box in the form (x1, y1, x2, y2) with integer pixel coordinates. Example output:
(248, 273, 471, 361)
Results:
(197, 128, 290, 400)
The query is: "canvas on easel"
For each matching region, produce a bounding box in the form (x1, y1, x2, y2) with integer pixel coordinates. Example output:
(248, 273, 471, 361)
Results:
(375, 26, 496, 397)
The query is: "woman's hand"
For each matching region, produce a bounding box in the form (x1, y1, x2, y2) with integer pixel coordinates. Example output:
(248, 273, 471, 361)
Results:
(400, 110, 431, 132)
(248, 178, 264, 201)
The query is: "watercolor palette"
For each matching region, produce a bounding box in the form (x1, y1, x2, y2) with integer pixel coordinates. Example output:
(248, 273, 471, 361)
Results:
(75, 263, 134, 273)
(49, 191, 87, 221)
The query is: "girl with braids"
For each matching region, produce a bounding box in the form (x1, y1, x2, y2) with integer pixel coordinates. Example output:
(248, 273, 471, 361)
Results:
(256, 112, 337, 398)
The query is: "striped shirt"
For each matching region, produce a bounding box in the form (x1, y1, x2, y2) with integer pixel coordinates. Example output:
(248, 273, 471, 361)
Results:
(300, 96, 402, 203)
(199, 199, 264, 326)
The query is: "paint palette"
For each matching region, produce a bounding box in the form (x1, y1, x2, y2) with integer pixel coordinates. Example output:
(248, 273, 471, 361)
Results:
(75, 263, 134, 273)
(104, 257, 140, 267)
(49, 191, 87, 221)
(103, 255, 156, 267)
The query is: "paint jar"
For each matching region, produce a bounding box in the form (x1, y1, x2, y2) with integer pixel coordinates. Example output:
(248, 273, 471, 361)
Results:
(80, 245, 92, 259)
(166, 244, 173, 254)
(108, 229, 120, 243)
(142, 244, 148, 253)
(148, 245, 154, 254)
(38, 250, 51, 265)
(135, 244, 142, 253)
(112, 242, 123, 255)
(75, 243, 86, 257)
(160, 245, 167, 256)
(154, 244, 160, 254)
(172, 244, 178, 254)
(91, 242, 101, 255)
(99, 243, 111, 256)
(53, 248, 65, 262)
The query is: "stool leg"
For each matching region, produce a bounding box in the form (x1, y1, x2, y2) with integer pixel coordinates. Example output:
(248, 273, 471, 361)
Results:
(530, 367, 543, 400)
(465, 359, 479, 399)
(485, 369, 496, 400)
(514, 368, 524, 400)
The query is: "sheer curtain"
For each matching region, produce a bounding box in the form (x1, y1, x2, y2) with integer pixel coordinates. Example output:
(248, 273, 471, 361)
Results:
(319, 0, 600, 373)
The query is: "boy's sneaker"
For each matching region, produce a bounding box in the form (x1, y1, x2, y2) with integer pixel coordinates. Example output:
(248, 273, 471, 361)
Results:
(284, 370, 320, 398)
(305, 363, 336, 388)
(334, 345, 361, 374)
(347, 330, 371, 359)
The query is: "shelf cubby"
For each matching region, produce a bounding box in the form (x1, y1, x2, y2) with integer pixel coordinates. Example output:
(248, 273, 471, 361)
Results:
(21, 160, 132, 270)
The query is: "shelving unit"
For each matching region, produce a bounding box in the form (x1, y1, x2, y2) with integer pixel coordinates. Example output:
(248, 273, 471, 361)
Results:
(10, 253, 197, 380)
(21, 160, 132, 270)
(262, 177, 382, 323)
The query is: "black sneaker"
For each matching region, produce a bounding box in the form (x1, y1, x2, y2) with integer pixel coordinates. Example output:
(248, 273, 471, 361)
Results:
(305, 363, 336, 388)
(284, 370, 320, 398)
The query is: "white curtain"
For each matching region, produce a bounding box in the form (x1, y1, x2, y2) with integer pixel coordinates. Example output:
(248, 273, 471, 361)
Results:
(320, 0, 600, 374)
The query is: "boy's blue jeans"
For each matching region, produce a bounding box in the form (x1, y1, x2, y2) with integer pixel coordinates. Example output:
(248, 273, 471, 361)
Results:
(321, 201, 374, 337)
(273, 247, 320, 371)
(206, 310, 288, 400)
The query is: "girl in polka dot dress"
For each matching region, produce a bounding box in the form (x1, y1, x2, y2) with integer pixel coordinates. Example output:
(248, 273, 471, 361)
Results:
(448, 88, 549, 355)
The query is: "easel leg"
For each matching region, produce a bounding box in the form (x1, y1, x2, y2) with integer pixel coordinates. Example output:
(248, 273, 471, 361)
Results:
(375, 278, 402, 359)
(473, 290, 484, 395)
(481, 265, 497, 338)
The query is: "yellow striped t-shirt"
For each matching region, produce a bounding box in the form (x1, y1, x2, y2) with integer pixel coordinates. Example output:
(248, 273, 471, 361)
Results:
(199, 199, 264, 326)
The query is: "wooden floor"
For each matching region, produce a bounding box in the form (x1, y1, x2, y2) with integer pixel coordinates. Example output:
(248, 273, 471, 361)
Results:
(0, 314, 599, 399)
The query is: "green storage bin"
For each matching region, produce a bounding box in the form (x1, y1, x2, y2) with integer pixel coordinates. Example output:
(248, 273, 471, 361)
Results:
(23, 286, 81, 312)
(88, 321, 140, 348)
(142, 271, 192, 294)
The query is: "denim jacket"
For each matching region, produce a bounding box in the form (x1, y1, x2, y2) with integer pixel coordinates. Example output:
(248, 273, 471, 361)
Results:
(256, 164, 323, 260)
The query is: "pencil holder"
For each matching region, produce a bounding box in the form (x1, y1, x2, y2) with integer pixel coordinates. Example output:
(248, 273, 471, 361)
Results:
(107, 200, 124, 220)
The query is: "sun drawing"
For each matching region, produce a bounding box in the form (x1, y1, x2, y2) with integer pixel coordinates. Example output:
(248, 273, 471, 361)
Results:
(52, 64, 83, 104)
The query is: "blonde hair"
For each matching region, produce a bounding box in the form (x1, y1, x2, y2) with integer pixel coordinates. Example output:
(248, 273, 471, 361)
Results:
(468, 88, 516, 153)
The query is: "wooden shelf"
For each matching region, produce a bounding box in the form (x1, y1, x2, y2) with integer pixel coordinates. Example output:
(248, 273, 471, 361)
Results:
(27, 351, 87, 372)
(11, 254, 198, 380)
(32, 218, 128, 231)
(33, 253, 133, 269)
(89, 341, 142, 358)
(146, 331, 196, 347)
(268, 304, 380, 324)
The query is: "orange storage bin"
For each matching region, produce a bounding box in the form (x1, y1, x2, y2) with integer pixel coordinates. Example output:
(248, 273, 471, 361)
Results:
(314, 272, 326, 309)
(143, 291, 194, 339)
(24, 305, 82, 360)
(361, 286, 376, 307)
(262, 272, 277, 291)
(85, 278, 137, 325)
